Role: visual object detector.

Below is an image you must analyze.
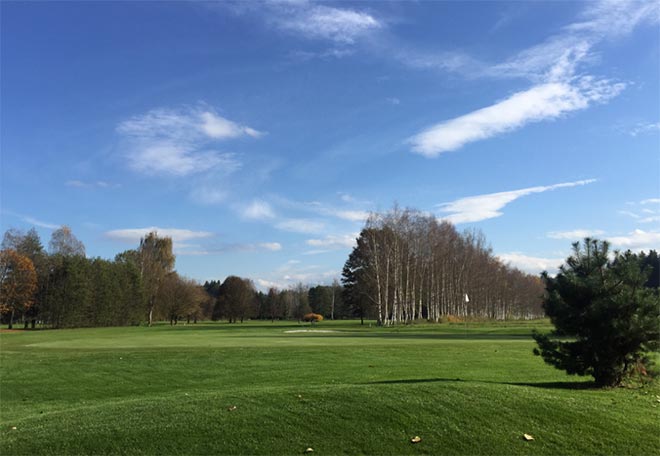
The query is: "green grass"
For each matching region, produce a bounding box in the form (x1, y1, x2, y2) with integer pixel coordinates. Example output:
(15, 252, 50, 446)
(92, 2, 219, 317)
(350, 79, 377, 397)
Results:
(1, 320, 658, 455)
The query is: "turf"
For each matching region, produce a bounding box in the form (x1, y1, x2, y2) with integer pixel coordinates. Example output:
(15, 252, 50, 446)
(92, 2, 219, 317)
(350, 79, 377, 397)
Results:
(1, 320, 658, 455)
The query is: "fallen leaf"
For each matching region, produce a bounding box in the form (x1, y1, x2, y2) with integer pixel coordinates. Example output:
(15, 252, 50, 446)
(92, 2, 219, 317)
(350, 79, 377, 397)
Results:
(227, 405, 237, 411)
(410, 436, 422, 443)
(523, 434, 534, 441)
(304, 448, 314, 453)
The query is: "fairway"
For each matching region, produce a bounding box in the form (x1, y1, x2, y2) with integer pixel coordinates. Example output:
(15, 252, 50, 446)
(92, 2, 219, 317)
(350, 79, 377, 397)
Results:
(1, 321, 658, 455)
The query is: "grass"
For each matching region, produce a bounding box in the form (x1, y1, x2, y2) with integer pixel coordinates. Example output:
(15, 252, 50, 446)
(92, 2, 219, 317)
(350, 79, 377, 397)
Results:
(1, 320, 658, 455)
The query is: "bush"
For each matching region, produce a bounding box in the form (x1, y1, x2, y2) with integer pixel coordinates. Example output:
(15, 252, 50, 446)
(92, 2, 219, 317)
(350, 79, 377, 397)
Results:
(302, 313, 323, 323)
(533, 239, 660, 387)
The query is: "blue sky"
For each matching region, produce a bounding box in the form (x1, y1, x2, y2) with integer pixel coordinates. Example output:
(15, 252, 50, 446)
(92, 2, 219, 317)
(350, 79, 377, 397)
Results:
(2, 0, 659, 289)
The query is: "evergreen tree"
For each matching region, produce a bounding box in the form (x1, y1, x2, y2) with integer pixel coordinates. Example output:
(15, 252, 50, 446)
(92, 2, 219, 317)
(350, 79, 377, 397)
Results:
(533, 239, 660, 387)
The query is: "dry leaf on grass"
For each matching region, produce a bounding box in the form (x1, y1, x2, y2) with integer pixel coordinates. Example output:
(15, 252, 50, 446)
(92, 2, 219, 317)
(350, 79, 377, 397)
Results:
(410, 436, 422, 443)
(227, 405, 237, 411)
(523, 434, 534, 441)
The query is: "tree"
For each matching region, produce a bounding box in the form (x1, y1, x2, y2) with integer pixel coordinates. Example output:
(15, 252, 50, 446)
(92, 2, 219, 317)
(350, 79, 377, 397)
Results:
(0, 250, 37, 329)
(137, 232, 175, 326)
(2, 228, 47, 328)
(533, 239, 660, 387)
(215, 276, 255, 323)
(49, 226, 86, 257)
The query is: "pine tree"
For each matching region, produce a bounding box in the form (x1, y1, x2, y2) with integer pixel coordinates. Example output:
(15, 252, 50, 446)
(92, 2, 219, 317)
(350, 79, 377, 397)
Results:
(533, 239, 660, 386)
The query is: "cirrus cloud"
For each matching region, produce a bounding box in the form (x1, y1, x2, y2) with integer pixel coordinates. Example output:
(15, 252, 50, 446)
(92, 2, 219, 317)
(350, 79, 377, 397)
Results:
(117, 105, 262, 177)
(438, 179, 596, 224)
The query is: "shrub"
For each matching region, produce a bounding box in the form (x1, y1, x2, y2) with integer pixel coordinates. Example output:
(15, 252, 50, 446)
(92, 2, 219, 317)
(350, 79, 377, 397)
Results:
(302, 313, 323, 323)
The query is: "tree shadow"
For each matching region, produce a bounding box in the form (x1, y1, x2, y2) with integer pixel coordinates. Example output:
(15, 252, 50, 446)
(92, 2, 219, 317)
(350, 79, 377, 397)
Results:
(364, 377, 598, 390)
(503, 380, 598, 390)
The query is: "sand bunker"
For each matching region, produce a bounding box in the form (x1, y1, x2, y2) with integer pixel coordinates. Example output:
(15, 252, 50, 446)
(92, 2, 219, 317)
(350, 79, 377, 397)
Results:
(284, 329, 340, 333)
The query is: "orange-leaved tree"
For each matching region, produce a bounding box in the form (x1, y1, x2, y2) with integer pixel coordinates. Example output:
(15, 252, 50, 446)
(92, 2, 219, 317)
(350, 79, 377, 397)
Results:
(302, 313, 324, 323)
(0, 249, 37, 329)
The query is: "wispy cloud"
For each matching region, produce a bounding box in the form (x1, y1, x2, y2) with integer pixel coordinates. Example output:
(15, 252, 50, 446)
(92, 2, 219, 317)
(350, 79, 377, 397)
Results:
(629, 121, 660, 137)
(117, 105, 260, 176)
(255, 259, 339, 290)
(66, 180, 120, 189)
(438, 179, 596, 224)
(619, 198, 660, 224)
(547, 229, 606, 240)
(607, 229, 660, 251)
(239, 200, 276, 220)
(306, 233, 358, 250)
(498, 252, 563, 275)
(259, 242, 282, 252)
(271, 2, 382, 44)
(105, 227, 214, 245)
(410, 79, 624, 157)
(2, 210, 60, 230)
(409, 0, 657, 156)
(217, 0, 382, 46)
(275, 218, 326, 234)
(488, 0, 659, 80)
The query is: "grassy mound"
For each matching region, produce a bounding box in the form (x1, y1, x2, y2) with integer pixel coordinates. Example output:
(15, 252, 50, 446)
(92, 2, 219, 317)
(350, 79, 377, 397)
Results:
(1, 320, 658, 455)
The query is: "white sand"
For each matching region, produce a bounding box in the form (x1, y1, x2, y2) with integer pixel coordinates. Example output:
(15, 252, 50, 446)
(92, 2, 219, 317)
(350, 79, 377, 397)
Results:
(284, 329, 340, 333)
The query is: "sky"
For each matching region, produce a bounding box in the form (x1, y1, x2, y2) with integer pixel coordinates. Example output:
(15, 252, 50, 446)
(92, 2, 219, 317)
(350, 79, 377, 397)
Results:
(1, 0, 659, 290)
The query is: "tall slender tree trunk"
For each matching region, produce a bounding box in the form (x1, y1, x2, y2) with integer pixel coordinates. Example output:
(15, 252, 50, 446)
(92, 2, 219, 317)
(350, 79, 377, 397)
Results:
(8, 308, 15, 329)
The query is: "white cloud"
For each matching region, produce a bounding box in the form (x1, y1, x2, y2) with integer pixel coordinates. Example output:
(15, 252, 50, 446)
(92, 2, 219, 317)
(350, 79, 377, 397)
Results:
(176, 241, 283, 256)
(117, 105, 260, 176)
(488, 0, 659, 80)
(276, 4, 382, 44)
(189, 187, 229, 205)
(498, 252, 564, 275)
(329, 209, 370, 222)
(547, 229, 605, 240)
(105, 227, 213, 244)
(607, 229, 660, 251)
(408, 0, 658, 156)
(438, 179, 596, 224)
(66, 180, 120, 189)
(255, 259, 340, 291)
(256, 278, 284, 290)
(619, 199, 660, 224)
(410, 79, 624, 157)
(2, 210, 60, 230)
(275, 219, 325, 234)
(240, 200, 276, 220)
(306, 233, 358, 250)
(259, 242, 282, 251)
(629, 121, 660, 137)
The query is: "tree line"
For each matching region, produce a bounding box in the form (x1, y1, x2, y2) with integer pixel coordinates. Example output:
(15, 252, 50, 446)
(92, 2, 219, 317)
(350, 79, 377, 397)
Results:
(342, 207, 546, 325)
(0, 227, 209, 328)
(0, 226, 353, 328)
(6, 210, 651, 330)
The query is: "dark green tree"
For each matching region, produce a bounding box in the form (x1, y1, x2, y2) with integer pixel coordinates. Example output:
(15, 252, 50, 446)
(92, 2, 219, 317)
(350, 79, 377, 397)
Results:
(533, 239, 660, 387)
(214, 276, 256, 323)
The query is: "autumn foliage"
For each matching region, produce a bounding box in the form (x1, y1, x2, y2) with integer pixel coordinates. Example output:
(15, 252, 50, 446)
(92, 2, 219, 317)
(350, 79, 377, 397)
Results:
(302, 313, 324, 322)
(0, 249, 37, 329)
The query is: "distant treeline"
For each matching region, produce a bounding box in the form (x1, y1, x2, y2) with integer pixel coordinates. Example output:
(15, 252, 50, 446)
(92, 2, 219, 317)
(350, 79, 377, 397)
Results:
(3, 214, 656, 329)
(341, 207, 658, 325)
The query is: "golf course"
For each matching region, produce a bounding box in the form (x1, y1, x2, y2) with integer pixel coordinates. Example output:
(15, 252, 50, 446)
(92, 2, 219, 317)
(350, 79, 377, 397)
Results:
(2, 320, 658, 455)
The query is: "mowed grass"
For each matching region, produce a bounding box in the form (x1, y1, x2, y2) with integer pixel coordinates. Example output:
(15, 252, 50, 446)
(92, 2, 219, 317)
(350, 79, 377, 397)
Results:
(1, 320, 658, 455)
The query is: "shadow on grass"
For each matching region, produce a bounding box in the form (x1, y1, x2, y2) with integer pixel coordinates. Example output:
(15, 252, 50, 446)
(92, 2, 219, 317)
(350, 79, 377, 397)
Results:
(365, 377, 598, 390)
